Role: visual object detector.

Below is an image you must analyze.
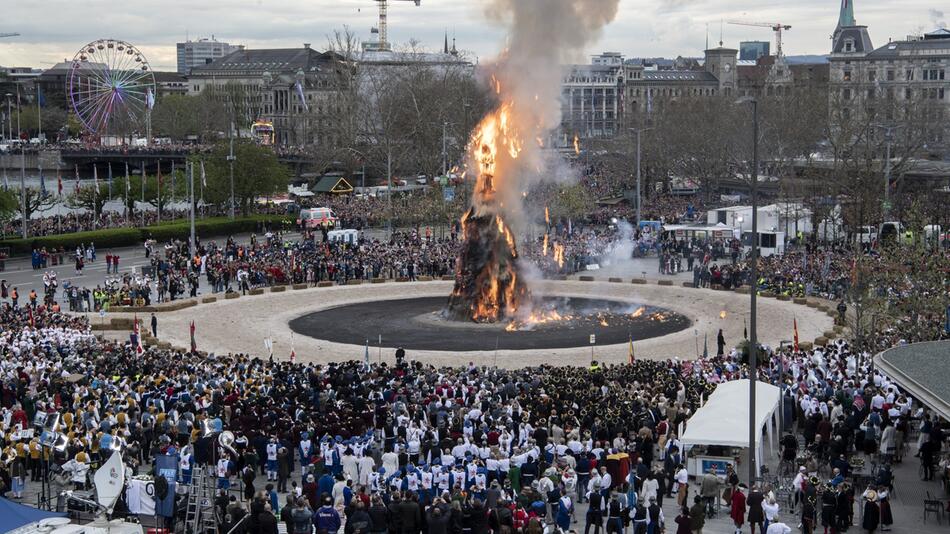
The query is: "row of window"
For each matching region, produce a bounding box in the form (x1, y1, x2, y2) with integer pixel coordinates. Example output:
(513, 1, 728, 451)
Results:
(843, 68, 945, 82)
(842, 87, 946, 100)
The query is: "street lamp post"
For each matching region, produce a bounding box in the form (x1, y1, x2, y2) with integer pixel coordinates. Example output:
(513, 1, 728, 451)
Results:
(629, 127, 653, 225)
(387, 146, 393, 237)
(19, 148, 26, 239)
(6, 94, 13, 142)
(737, 96, 760, 486)
(227, 121, 236, 219)
(442, 121, 448, 177)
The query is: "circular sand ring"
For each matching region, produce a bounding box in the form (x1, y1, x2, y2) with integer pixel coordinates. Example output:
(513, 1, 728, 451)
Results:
(147, 280, 834, 368)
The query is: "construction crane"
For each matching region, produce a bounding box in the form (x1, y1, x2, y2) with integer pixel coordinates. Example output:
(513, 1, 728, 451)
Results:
(369, 0, 420, 52)
(0, 33, 20, 38)
(727, 21, 792, 58)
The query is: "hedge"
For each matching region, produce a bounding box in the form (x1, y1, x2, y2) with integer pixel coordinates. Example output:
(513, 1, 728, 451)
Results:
(0, 215, 294, 255)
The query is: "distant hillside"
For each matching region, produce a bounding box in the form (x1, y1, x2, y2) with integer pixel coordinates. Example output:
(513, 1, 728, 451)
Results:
(785, 55, 829, 64)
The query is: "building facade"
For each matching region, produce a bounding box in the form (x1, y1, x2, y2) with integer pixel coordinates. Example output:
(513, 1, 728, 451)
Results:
(188, 45, 345, 146)
(176, 38, 243, 74)
(829, 0, 949, 129)
(560, 52, 625, 141)
(740, 41, 771, 61)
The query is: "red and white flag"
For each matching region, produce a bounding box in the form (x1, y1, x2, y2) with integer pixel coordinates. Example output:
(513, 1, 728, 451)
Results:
(793, 317, 800, 353)
(132, 314, 144, 354)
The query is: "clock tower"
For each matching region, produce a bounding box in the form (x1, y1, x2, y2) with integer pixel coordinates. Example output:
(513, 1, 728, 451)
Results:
(704, 46, 738, 95)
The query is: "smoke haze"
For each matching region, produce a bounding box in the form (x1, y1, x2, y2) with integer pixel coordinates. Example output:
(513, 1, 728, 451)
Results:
(471, 0, 621, 230)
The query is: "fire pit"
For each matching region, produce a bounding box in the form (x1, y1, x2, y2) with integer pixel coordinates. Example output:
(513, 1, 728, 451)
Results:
(289, 296, 690, 352)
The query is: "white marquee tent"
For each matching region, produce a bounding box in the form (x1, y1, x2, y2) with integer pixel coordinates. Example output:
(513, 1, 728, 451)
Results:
(680, 379, 782, 477)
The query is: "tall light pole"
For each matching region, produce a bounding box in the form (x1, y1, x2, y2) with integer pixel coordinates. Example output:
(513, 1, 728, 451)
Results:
(736, 96, 759, 485)
(387, 146, 393, 237)
(19, 148, 26, 238)
(189, 160, 196, 259)
(442, 121, 448, 177)
(6, 94, 13, 141)
(227, 121, 236, 219)
(629, 127, 652, 224)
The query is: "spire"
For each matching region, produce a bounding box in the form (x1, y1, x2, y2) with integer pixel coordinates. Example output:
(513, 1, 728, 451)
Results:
(451, 37, 457, 56)
(444, 30, 449, 54)
(838, 0, 856, 29)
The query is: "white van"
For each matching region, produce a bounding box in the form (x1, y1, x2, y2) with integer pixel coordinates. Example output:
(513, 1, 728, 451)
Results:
(327, 229, 359, 245)
(854, 226, 877, 245)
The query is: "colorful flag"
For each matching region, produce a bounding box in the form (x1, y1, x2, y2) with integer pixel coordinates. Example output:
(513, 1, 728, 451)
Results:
(132, 314, 144, 354)
(125, 163, 130, 195)
(39, 165, 47, 198)
(627, 335, 635, 364)
(57, 168, 63, 197)
(295, 79, 309, 112)
(793, 317, 799, 352)
(93, 165, 99, 194)
(200, 160, 207, 188)
(190, 320, 197, 353)
(108, 163, 113, 199)
(290, 333, 296, 363)
(74, 164, 80, 194)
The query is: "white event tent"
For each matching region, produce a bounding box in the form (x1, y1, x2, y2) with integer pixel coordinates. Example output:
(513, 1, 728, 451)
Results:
(680, 379, 782, 478)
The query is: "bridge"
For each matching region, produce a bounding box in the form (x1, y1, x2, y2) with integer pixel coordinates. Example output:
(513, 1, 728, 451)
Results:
(0, 149, 315, 177)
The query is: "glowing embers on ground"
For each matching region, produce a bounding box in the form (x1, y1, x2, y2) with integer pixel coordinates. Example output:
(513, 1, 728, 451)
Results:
(501, 301, 669, 332)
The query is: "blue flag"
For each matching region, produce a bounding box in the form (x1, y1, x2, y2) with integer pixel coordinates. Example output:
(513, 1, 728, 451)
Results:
(39, 165, 47, 198)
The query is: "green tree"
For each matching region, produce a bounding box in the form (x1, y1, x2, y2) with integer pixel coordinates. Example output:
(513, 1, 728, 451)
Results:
(67, 186, 108, 216)
(201, 141, 290, 215)
(17, 188, 56, 223)
(0, 189, 18, 222)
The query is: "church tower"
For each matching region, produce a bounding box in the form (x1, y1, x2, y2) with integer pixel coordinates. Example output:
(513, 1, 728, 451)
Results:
(831, 0, 872, 55)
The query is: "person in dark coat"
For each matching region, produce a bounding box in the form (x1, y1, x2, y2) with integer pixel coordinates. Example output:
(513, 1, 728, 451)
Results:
(468, 499, 490, 534)
(746, 486, 765, 534)
(369, 495, 390, 534)
(820, 489, 837, 532)
(397, 492, 422, 534)
(258, 506, 280, 534)
(428, 504, 452, 534)
(346, 501, 372, 534)
(861, 492, 880, 533)
(717, 330, 726, 356)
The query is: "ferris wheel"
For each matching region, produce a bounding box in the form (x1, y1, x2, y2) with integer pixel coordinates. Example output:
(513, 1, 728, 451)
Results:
(67, 39, 156, 138)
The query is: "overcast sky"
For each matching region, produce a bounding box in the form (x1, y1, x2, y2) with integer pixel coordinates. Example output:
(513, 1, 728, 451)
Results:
(1, 0, 946, 71)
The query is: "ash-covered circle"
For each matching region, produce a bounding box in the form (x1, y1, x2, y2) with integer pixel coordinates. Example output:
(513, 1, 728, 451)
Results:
(289, 297, 691, 352)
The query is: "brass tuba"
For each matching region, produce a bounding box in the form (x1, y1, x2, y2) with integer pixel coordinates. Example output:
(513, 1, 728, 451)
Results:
(218, 431, 239, 458)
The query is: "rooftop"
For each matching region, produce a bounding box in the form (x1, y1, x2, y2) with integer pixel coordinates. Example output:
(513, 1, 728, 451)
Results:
(875, 340, 950, 421)
(191, 47, 341, 75)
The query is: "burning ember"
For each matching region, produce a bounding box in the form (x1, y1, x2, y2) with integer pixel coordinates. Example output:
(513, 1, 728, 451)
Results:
(446, 0, 621, 324)
(446, 100, 530, 322)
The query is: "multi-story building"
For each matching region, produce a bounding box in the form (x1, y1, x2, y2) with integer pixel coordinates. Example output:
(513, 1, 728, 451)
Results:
(176, 37, 243, 75)
(560, 52, 625, 141)
(623, 46, 737, 119)
(740, 41, 771, 61)
(560, 48, 739, 142)
(829, 0, 949, 126)
(188, 45, 345, 146)
(153, 71, 189, 98)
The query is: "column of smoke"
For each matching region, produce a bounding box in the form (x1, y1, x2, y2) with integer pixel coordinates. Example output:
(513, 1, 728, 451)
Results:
(448, 0, 619, 322)
(475, 0, 621, 231)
